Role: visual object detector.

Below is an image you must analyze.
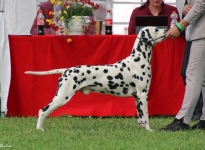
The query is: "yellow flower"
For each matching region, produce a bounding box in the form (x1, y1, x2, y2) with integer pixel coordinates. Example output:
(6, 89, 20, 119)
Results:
(46, 19, 53, 25)
(74, 17, 78, 21)
(57, 1, 62, 5)
(50, 0, 55, 4)
(66, 5, 70, 9)
(60, 16, 64, 20)
(67, 38, 72, 43)
(63, 10, 68, 14)
(58, 11, 61, 14)
(49, 11, 54, 15)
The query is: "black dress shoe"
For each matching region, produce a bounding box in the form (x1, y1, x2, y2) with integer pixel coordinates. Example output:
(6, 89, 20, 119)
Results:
(159, 118, 190, 132)
(191, 120, 205, 130)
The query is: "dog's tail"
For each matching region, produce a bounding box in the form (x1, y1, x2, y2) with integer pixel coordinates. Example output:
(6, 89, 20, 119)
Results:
(25, 69, 67, 75)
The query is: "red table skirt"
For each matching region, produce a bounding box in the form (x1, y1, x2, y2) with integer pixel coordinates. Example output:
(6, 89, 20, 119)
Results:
(7, 35, 185, 117)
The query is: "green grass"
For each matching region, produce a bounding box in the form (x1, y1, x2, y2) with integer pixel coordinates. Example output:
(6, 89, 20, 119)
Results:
(0, 116, 204, 150)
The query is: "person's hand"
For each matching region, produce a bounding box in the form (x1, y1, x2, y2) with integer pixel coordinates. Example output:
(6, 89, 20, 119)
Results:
(166, 26, 180, 39)
(183, 4, 192, 16)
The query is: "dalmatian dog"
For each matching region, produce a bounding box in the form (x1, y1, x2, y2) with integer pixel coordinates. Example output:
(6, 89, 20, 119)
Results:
(25, 26, 167, 131)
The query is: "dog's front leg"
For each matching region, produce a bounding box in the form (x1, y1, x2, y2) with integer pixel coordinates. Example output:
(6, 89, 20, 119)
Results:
(132, 92, 153, 131)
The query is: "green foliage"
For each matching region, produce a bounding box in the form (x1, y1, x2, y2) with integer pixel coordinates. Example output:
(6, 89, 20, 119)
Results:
(0, 117, 204, 150)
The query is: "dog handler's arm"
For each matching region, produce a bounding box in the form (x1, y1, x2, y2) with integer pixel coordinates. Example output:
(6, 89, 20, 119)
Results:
(166, 20, 189, 39)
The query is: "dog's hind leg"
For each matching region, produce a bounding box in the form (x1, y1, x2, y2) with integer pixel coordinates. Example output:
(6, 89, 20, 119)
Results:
(36, 78, 76, 130)
(132, 92, 152, 131)
(36, 92, 75, 130)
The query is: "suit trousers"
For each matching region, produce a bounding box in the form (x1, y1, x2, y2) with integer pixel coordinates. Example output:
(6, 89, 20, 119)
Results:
(176, 39, 205, 124)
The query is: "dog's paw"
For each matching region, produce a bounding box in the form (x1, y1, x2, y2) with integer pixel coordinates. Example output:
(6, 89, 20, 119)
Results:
(36, 127, 44, 131)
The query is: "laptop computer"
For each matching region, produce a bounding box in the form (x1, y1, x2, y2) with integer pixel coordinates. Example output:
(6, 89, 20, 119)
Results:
(135, 16, 168, 34)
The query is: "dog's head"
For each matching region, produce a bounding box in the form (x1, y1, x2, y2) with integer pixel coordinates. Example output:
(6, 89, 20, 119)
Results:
(138, 26, 168, 46)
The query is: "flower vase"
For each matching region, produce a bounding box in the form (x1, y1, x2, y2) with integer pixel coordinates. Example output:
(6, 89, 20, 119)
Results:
(66, 16, 90, 35)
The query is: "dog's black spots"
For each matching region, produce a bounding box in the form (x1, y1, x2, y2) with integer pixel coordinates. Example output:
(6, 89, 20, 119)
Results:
(122, 88, 128, 94)
(81, 78, 86, 83)
(65, 96, 69, 100)
(87, 70, 91, 74)
(132, 74, 137, 79)
(130, 82, 136, 87)
(120, 68, 123, 71)
(148, 74, 151, 78)
(77, 81, 81, 85)
(93, 76, 96, 79)
(115, 73, 123, 80)
(81, 73, 84, 76)
(137, 45, 142, 53)
(118, 60, 122, 63)
(142, 72, 145, 76)
(100, 91, 106, 94)
(73, 84, 76, 89)
(65, 78, 67, 81)
(127, 67, 130, 71)
(95, 68, 99, 70)
(107, 76, 113, 80)
(115, 65, 118, 68)
(132, 48, 136, 54)
(74, 69, 80, 74)
(142, 52, 146, 59)
(63, 74, 68, 77)
(142, 88, 147, 93)
(137, 101, 144, 118)
(69, 70, 73, 73)
(42, 105, 49, 112)
(125, 84, 129, 87)
(110, 91, 115, 94)
(73, 76, 78, 83)
(134, 57, 141, 62)
(147, 79, 149, 83)
(103, 69, 108, 73)
(108, 81, 114, 84)
(148, 52, 151, 60)
(122, 63, 126, 67)
(121, 81, 125, 84)
(147, 67, 150, 70)
(58, 77, 63, 83)
(94, 82, 103, 87)
(116, 93, 121, 95)
(155, 28, 159, 32)
(108, 83, 119, 90)
(140, 77, 143, 81)
(141, 64, 145, 69)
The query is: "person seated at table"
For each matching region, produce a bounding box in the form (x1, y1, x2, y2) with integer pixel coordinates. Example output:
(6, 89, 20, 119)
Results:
(30, 0, 79, 35)
(128, 0, 180, 35)
(30, 0, 57, 35)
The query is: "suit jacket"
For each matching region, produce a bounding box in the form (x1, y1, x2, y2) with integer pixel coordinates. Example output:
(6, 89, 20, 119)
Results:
(184, 0, 205, 41)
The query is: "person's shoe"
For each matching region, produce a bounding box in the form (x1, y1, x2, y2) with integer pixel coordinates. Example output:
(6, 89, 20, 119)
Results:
(191, 120, 205, 130)
(159, 118, 190, 132)
(192, 114, 201, 121)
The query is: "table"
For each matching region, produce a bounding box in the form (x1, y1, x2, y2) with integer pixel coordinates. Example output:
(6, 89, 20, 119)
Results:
(7, 35, 185, 117)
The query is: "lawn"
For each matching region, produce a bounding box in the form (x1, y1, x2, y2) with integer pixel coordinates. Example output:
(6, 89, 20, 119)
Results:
(0, 116, 204, 150)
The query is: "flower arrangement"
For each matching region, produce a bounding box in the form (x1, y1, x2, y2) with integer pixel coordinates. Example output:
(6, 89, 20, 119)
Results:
(46, 0, 99, 43)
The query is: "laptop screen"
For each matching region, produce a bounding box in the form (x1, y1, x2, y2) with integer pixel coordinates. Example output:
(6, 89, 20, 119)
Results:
(135, 16, 168, 34)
